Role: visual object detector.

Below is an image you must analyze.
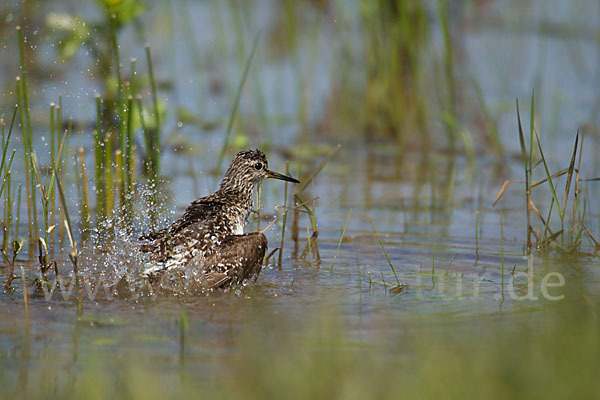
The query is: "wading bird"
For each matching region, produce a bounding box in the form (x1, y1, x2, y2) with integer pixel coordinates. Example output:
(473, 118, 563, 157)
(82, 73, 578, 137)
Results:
(139, 149, 299, 289)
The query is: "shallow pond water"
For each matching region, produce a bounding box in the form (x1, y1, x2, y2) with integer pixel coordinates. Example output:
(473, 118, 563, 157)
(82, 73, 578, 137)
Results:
(1, 144, 599, 397)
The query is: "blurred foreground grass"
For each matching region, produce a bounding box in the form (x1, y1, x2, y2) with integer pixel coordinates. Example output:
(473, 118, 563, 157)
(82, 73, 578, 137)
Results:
(1, 296, 598, 400)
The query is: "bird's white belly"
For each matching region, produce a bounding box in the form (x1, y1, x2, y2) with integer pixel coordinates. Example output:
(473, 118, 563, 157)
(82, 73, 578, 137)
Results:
(233, 222, 244, 235)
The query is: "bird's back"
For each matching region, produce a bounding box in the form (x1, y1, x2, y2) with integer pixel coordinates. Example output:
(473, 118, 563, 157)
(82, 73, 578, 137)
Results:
(139, 194, 228, 260)
(138, 189, 265, 289)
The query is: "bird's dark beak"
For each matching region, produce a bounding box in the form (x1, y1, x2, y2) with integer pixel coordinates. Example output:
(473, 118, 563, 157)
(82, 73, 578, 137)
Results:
(266, 169, 300, 184)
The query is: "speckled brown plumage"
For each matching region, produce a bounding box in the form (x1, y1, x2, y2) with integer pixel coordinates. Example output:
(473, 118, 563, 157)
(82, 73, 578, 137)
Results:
(139, 149, 299, 289)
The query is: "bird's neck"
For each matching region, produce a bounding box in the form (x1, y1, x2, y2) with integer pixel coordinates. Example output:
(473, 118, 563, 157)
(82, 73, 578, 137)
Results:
(215, 184, 254, 234)
(217, 181, 255, 209)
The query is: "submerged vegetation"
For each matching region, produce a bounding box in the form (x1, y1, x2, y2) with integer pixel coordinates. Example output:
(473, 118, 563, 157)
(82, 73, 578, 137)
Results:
(494, 96, 600, 255)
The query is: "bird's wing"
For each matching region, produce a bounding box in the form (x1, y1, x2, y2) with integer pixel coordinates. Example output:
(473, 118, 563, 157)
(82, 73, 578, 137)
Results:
(138, 198, 225, 259)
(139, 198, 224, 242)
(197, 232, 268, 285)
(171, 198, 225, 235)
(145, 233, 267, 288)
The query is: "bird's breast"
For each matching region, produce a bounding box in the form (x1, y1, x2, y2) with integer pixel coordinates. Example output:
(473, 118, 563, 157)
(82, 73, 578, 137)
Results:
(222, 200, 250, 235)
(233, 222, 244, 235)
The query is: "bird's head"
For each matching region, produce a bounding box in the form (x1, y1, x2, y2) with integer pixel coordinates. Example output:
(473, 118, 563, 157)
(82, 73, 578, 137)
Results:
(220, 149, 300, 191)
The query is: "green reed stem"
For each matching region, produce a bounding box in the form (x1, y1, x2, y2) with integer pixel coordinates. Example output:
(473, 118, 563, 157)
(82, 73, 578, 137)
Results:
(125, 96, 134, 190)
(47, 126, 69, 254)
(529, 92, 535, 183)
(136, 97, 155, 181)
(58, 127, 68, 245)
(535, 131, 562, 219)
(571, 133, 584, 244)
(231, 2, 268, 135)
(73, 159, 82, 239)
(119, 112, 126, 173)
(95, 94, 102, 139)
(104, 132, 113, 217)
(55, 102, 62, 243)
(475, 209, 479, 259)
(528, 94, 536, 242)
(49, 103, 56, 248)
(62, 116, 73, 243)
(561, 132, 579, 234)
(21, 266, 29, 331)
(0, 113, 17, 256)
(53, 139, 79, 287)
(305, 218, 313, 267)
(129, 57, 137, 97)
(500, 210, 504, 287)
(140, 101, 159, 226)
(471, 77, 503, 154)
(126, 61, 137, 196)
(17, 27, 33, 150)
(0, 150, 16, 199)
(17, 27, 38, 248)
(0, 105, 18, 179)
(54, 105, 61, 174)
(31, 154, 53, 269)
(294, 194, 317, 232)
(297, 144, 340, 194)
(438, 0, 456, 145)
(145, 44, 161, 168)
(95, 96, 106, 221)
(145, 44, 160, 126)
(56, 100, 62, 223)
(366, 208, 400, 285)
(4, 171, 11, 251)
(78, 148, 91, 240)
(516, 99, 531, 252)
(330, 209, 352, 271)
(115, 150, 124, 207)
(16, 77, 35, 247)
(110, 14, 124, 138)
(216, 33, 260, 176)
(30, 154, 48, 233)
(542, 198, 555, 241)
(278, 161, 290, 270)
(57, 95, 63, 131)
(130, 145, 136, 192)
(50, 103, 55, 179)
(15, 182, 22, 242)
(0, 105, 18, 200)
(52, 132, 74, 246)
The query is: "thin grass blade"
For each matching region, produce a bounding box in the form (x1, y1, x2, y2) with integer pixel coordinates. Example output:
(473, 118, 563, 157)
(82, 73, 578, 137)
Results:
(216, 32, 261, 176)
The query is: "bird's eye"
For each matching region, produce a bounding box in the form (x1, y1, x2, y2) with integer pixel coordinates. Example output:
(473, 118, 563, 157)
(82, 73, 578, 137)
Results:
(254, 162, 263, 170)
